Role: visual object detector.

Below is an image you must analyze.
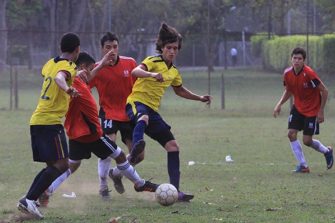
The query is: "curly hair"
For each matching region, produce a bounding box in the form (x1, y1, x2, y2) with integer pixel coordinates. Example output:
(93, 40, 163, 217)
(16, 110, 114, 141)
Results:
(155, 23, 182, 53)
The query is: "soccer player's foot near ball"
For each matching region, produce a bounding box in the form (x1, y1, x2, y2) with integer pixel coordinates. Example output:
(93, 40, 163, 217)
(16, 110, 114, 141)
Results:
(109, 168, 125, 194)
(129, 140, 145, 164)
(17, 197, 44, 219)
(134, 180, 159, 192)
(324, 146, 333, 170)
(178, 191, 194, 202)
(293, 165, 310, 173)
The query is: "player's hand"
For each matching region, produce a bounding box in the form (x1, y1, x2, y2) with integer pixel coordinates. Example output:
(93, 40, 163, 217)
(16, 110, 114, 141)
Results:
(151, 73, 164, 82)
(317, 110, 324, 123)
(200, 95, 212, 105)
(273, 105, 281, 118)
(66, 87, 80, 98)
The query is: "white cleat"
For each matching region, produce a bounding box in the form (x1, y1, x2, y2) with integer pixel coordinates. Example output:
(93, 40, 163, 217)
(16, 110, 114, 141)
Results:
(17, 198, 44, 219)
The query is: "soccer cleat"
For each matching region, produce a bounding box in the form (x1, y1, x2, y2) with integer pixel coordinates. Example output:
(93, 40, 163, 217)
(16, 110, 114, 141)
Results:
(130, 140, 145, 164)
(17, 198, 44, 219)
(324, 146, 333, 170)
(108, 168, 125, 194)
(38, 191, 50, 207)
(99, 188, 111, 199)
(293, 165, 310, 173)
(134, 180, 159, 192)
(178, 191, 194, 202)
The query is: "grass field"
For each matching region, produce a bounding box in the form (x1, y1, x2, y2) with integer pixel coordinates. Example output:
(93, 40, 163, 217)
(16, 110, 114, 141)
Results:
(1, 68, 335, 222)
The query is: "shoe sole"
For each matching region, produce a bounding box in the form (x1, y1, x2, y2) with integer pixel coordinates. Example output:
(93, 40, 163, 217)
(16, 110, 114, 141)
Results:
(326, 147, 333, 169)
(178, 195, 194, 202)
(109, 170, 125, 194)
(17, 203, 43, 219)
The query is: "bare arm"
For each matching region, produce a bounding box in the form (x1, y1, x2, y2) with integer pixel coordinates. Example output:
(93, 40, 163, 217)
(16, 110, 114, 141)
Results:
(172, 85, 212, 104)
(131, 64, 163, 82)
(88, 50, 115, 82)
(54, 71, 79, 97)
(317, 81, 328, 123)
(273, 88, 292, 118)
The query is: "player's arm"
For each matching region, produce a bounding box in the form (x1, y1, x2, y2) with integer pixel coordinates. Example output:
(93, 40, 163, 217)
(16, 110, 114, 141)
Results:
(273, 88, 292, 118)
(54, 71, 79, 97)
(317, 81, 328, 123)
(172, 85, 212, 105)
(131, 64, 163, 82)
(87, 50, 115, 82)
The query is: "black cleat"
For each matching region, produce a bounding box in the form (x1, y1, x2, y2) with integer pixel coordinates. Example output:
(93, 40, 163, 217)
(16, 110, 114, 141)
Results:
(134, 180, 159, 192)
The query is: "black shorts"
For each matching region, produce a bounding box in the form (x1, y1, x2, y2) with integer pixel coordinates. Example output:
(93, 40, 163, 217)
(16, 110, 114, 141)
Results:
(69, 135, 121, 161)
(99, 108, 133, 144)
(288, 106, 319, 136)
(126, 102, 175, 147)
(30, 125, 69, 162)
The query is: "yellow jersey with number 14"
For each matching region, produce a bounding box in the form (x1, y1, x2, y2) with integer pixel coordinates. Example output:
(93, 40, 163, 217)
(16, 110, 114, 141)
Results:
(127, 55, 183, 111)
(30, 57, 77, 125)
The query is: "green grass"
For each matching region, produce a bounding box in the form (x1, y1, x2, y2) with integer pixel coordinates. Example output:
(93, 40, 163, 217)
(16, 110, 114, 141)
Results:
(1, 68, 335, 222)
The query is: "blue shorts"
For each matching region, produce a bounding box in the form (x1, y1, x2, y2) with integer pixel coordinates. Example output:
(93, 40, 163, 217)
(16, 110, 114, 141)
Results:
(126, 102, 175, 147)
(30, 125, 69, 162)
(288, 106, 319, 136)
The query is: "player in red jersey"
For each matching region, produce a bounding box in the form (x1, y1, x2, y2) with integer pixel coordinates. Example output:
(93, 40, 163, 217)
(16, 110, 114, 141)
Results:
(39, 52, 158, 207)
(89, 32, 139, 195)
(273, 47, 333, 173)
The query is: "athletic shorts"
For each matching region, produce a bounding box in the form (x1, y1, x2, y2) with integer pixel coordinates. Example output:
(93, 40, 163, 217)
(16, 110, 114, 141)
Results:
(69, 134, 121, 161)
(99, 108, 133, 144)
(288, 105, 319, 136)
(30, 124, 68, 162)
(126, 102, 175, 147)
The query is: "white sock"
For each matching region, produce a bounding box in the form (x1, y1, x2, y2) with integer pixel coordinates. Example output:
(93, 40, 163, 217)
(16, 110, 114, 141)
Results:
(310, 139, 329, 154)
(98, 157, 111, 191)
(117, 161, 145, 186)
(111, 166, 122, 177)
(290, 140, 307, 167)
(48, 169, 71, 194)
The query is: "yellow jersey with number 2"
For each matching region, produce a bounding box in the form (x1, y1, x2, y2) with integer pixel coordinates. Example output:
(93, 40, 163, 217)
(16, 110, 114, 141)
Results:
(30, 57, 77, 125)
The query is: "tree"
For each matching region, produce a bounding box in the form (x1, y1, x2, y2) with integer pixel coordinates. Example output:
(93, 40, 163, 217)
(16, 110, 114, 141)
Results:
(0, 0, 7, 69)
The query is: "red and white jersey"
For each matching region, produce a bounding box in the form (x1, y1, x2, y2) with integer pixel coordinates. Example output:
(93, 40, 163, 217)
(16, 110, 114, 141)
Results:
(64, 77, 103, 143)
(283, 65, 321, 117)
(89, 56, 136, 121)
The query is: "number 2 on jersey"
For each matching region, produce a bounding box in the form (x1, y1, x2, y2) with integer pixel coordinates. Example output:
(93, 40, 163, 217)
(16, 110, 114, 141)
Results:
(41, 77, 52, 100)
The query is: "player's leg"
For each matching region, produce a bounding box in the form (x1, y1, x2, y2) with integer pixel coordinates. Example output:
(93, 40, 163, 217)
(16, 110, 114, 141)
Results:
(287, 107, 309, 173)
(302, 117, 333, 169)
(126, 103, 149, 164)
(95, 135, 158, 192)
(18, 125, 69, 218)
(97, 156, 112, 197)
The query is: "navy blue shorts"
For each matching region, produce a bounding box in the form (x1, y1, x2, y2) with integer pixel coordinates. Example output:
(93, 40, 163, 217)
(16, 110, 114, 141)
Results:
(69, 135, 120, 161)
(288, 106, 319, 136)
(30, 125, 69, 162)
(126, 102, 175, 147)
(99, 108, 133, 144)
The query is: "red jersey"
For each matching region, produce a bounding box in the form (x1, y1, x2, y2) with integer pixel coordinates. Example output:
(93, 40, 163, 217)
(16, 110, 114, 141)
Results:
(89, 56, 136, 121)
(283, 65, 321, 117)
(64, 77, 103, 143)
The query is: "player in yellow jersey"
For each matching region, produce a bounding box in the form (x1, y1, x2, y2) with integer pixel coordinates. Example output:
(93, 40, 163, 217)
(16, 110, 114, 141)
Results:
(126, 23, 212, 202)
(17, 33, 86, 219)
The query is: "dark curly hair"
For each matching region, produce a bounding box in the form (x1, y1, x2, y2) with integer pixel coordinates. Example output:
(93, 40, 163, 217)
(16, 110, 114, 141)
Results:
(155, 23, 182, 53)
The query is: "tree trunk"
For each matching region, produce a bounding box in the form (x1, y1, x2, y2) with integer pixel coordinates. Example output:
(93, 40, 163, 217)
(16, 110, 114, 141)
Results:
(0, 0, 7, 69)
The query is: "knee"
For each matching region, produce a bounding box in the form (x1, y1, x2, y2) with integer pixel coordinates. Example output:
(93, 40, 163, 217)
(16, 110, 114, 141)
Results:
(303, 138, 312, 146)
(115, 152, 127, 164)
(138, 114, 149, 125)
(287, 131, 297, 141)
(165, 140, 179, 152)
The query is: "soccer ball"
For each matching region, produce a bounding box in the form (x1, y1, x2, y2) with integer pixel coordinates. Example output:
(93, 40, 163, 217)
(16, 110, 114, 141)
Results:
(155, 183, 178, 206)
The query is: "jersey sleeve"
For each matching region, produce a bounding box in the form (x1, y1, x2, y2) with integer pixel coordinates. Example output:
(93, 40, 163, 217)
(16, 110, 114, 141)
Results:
(141, 56, 156, 72)
(171, 70, 182, 87)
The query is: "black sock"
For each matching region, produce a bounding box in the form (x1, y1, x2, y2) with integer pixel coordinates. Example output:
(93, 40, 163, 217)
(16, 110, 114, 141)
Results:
(26, 166, 62, 200)
(25, 168, 46, 197)
(167, 151, 180, 190)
